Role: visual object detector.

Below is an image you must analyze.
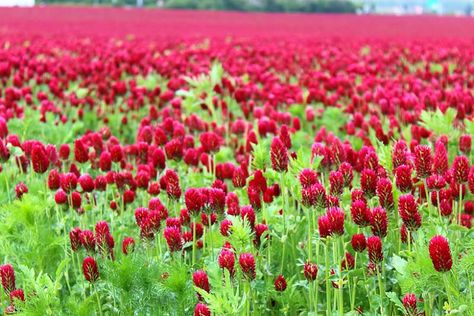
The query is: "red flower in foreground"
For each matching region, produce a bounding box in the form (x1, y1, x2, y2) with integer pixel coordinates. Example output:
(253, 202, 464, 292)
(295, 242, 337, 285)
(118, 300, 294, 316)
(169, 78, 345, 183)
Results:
(398, 194, 422, 231)
(15, 182, 28, 199)
(164, 226, 183, 252)
(82, 256, 99, 283)
(327, 207, 345, 236)
(194, 303, 211, 316)
(452, 155, 470, 184)
(304, 262, 318, 281)
(414, 145, 431, 179)
(274, 274, 287, 292)
(429, 235, 452, 272)
(239, 252, 256, 280)
(402, 293, 418, 316)
(351, 234, 366, 252)
(367, 236, 383, 263)
(122, 237, 135, 255)
(218, 249, 235, 275)
(0, 264, 15, 293)
(270, 137, 288, 172)
(370, 207, 388, 237)
(193, 270, 210, 293)
(31, 144, 49, 174)
(9, 288, 25, 305)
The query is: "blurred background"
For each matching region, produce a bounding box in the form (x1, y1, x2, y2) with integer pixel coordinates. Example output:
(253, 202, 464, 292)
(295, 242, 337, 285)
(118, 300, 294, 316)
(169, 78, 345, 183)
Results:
(0, 0, 473, 15)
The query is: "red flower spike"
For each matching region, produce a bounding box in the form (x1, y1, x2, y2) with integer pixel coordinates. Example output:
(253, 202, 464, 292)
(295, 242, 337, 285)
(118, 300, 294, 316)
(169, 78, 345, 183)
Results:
(239, 252, 256, 280)
(304, 262, 318, 281)
(367, 236, 383, 263)
(274, 274, 287, 292)
(429, 235, 452, 272)
(351, 234, 367, 252)
(0, 264, 16, 293)
(414, 145, 432, 179)
(270, 137, 289, 172)
(82, 256, 99, 283)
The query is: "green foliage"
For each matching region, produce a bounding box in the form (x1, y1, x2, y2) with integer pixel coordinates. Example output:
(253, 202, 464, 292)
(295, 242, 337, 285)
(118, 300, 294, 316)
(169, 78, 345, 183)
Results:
(7, 109, 80, 144)
(420, 108, 457, 139)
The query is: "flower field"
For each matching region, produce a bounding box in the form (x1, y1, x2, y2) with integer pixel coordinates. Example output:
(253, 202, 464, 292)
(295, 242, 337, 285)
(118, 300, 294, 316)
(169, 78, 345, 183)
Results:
(0, 7, 474, 315)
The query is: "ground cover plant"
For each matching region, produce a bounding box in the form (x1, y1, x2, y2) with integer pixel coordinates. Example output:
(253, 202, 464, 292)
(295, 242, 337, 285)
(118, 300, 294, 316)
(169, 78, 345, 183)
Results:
(0, 7, 473, 315)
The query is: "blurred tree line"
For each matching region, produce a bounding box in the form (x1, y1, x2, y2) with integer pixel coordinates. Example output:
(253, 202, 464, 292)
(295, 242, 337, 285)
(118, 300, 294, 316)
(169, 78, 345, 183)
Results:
(42, 0, 359, 13)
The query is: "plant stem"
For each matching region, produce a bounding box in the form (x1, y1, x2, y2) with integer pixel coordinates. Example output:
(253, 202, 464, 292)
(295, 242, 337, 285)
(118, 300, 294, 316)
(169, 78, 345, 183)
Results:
(307, 208, 312, 262)
(377, 265, 384, 315)
(192, 218, 197, 267)
(338, 236, 344, 316)
(94, 285, 103, 316)
(325, 240, 331, 316)
(442, 273, 452, 308)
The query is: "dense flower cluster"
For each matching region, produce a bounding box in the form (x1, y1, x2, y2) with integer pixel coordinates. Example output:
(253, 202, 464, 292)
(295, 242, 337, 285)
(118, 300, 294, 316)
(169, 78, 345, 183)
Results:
(0, 8, 473, 315)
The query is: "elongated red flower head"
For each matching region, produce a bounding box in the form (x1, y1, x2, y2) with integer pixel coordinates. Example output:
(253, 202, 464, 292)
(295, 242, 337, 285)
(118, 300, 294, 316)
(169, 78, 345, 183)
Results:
(239, 252, 256, 280)
(274, 274, 287, 292)
(414, 145, 431, 179)
(218, 249, 235, 275)
(433, 141, 448, 176)
(0, 264, 15, 293)
(376, 178, 394, 210)
(82, 256, 99, 283)
(395, 165, 413, 193)
(194, 303, 211, 316)
(69, 227, 82, 252)
(9, 288, 25, 306)
(279, 124, 292, 149)
(459, 134, 471, 155)
(350, 200, 370, 227)
(74, 139, 89, 164)
(80, 230, 96, 252)
(338, 162, 354, 188)
(163, 169, 181, 200)
(15, 182, 28, 199)
(327, 207, 345, 236)
(452, 155, 470, 184)
(398, 194, 422, 231)
(392, 140, 408, 169)
(122, 237, 135, 255)
(304, 262, 318, 281)
(164, 226, 183, 252)
(351, 233, 367, 252)
(95, 220, 110, 250)
(199, 131, 220, 153)
(341, 252, 355, 270)
(367, 236, 383, 263)
(193, 270, 210, 298)
(318, 214, 331, 238)
(48, 169, 60, 190)
(370, 207, 388, 237)
(402, 293, 418, 316)
(299, 168, 318, 188)
(31, 144, 49, 174)
(185, 188, 205, 215)
(360, 168, 377, 197)
(329, 171, 344, 196)
(270, 137, 288, 172)
(429, 235, 452, 272)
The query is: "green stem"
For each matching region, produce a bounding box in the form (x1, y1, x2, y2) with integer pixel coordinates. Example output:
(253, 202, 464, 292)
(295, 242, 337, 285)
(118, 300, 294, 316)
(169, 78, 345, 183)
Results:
(94, 285, 103, 316)
(325, 240, 331, 316)
(192, 219, 197, 267)
(307, 208, 312, 262)
(377, 265, 385, 315)
(338, 237, 344, 316)
(442, 273, 452, 308)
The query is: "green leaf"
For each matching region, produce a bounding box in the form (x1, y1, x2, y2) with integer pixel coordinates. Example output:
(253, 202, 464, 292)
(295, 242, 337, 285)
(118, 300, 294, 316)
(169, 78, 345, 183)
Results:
(386, 291, 405, 314)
